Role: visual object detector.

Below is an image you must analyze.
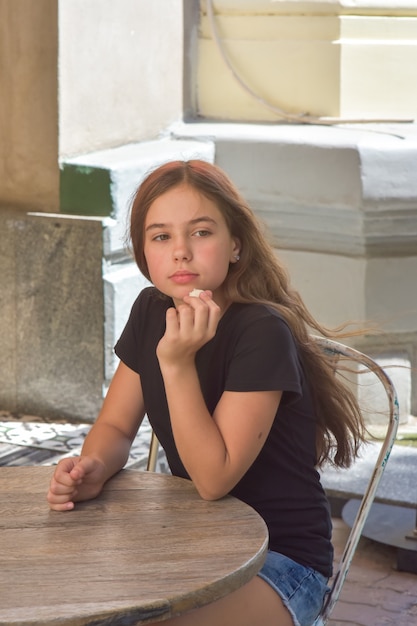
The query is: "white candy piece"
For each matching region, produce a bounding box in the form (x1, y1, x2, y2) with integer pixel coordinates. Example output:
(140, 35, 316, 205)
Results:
(188, 289, 204, 298)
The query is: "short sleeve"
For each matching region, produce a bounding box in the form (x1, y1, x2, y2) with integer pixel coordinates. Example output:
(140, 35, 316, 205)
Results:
(114, 295, 142, 373)
(114, 287, 169, 375)
(224, 312, 303, 403)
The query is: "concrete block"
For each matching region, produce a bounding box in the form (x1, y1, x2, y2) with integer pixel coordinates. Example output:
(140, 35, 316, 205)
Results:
(103, 262, 151, 383)
(276, 250, 412, 422)
(12, 213, 106, 421)
(367, 256, 417, 336)
(278, 249, 367, 329)
(171, 121, 417, 254)
(0, 210, 20, 409)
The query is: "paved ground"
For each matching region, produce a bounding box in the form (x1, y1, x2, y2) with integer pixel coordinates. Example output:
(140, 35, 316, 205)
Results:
(328, 518, 417, 626)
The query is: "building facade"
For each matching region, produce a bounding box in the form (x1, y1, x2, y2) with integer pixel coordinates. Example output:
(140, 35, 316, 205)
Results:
(1, 0, 416, 421)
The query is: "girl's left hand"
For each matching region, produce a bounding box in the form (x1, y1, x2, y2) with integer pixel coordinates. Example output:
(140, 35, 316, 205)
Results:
(156, 290, 221, 367)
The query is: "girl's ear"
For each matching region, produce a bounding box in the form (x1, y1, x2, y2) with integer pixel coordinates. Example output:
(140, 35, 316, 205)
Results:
(230, 238, 241, 263)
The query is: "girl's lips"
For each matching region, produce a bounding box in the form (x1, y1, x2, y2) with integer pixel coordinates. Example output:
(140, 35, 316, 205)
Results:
(170, 272, 198, 285)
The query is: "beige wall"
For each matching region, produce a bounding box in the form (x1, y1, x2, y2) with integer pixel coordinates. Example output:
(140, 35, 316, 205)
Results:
(198, 0, 417, 121)
(0, 0, 184, 213)
(0, 0, 59, 212)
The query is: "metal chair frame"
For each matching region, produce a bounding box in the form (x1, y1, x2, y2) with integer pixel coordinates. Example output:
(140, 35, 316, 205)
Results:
(312, 336, 399, 625)
(146, 336, 400, 625)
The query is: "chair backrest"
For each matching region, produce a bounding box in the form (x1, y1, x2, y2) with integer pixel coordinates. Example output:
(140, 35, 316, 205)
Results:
(146, 336, 400, 625)
(312, 336, 399, 625)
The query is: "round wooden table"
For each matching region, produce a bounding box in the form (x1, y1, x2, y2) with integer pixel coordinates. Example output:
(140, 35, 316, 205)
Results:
(0, 466, 268, 625)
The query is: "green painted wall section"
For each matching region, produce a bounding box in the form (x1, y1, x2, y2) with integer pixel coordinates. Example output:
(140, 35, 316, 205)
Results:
(60, 164, 113, 217)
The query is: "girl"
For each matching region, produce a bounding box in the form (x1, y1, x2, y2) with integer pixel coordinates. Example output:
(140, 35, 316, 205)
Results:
(47, 160, 366, 626)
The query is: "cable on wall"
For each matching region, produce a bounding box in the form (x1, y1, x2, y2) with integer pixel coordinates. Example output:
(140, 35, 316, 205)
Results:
(205, 0, 413, 127)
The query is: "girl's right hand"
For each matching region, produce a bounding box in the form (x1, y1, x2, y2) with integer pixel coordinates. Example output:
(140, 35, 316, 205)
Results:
(157, 290, 221, 369)
(47, 456, 107, 511)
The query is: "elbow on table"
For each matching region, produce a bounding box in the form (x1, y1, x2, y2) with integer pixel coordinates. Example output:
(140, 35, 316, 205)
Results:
(194, 481, 231, 502)
(189, 461, 239, 501)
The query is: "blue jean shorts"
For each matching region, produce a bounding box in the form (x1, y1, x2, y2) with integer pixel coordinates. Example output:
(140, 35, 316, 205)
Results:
(257, 550, 330, 626)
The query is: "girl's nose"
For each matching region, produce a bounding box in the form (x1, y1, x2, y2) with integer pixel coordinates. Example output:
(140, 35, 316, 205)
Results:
(174, 250, 191, 261)
(173, 239, 192, 261)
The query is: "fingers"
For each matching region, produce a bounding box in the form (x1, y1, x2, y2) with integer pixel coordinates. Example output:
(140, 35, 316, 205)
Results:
(159, 292, 221, 365)
(184, 289, 216, 310)
(197, 291, 221, 336)
(47, 456, 107, 512)
(182, 291, 221, 338)
(46, 457, 86, 511)
(47, 481, 77, 512)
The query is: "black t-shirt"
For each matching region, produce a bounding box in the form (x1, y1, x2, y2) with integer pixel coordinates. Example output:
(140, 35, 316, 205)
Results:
(115, 287, 333, 577)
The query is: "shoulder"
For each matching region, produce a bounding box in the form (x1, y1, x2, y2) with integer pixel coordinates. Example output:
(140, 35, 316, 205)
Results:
(219, 302, 300, 365)
(130, 286, 172, 315)
(135, 286, 169, 305)
(119, 286, 171, 341)
(114, 287, 171, 369)
(224, 302, 295, 345)
(218, 303, 303, 394)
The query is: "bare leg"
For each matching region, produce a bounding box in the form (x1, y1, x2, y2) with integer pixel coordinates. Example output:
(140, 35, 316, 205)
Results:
(159, 575, 294, 626)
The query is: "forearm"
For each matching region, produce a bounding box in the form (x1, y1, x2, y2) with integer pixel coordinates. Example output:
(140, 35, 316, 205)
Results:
(161, 362, 232, 500)
(81, 421, 134, 484)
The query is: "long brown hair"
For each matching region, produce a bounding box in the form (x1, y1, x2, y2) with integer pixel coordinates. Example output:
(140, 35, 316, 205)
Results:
(129, 160, 366, 468)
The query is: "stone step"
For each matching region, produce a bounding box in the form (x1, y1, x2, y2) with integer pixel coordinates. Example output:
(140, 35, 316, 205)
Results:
(170, 120, 417, 257)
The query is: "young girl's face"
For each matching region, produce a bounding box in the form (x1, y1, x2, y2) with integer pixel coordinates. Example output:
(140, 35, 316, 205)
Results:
(143, 184, 240, 309)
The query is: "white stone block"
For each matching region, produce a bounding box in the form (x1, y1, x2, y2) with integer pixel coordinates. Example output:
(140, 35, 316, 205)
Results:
(103, 263, 151, 382)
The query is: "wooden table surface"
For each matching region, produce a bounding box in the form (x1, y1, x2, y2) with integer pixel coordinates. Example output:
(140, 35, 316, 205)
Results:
(0, 466, 268, 625)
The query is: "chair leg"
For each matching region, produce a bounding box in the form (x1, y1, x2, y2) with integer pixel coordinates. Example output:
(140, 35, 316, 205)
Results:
(146, 431, 159, 472)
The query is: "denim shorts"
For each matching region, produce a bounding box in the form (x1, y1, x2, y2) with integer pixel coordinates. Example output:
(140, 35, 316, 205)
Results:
(257, 550, 330, 626)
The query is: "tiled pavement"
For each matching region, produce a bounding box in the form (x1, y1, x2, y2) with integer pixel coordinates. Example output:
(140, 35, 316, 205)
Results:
(0, 411, 170, 472)
(328, 519, 417, 626)
(1, 411, 416, 625)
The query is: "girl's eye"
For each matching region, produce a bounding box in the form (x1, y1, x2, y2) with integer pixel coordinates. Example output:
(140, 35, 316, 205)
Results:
(193, 229, 211, 237)
(153, 233, 169, 241)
